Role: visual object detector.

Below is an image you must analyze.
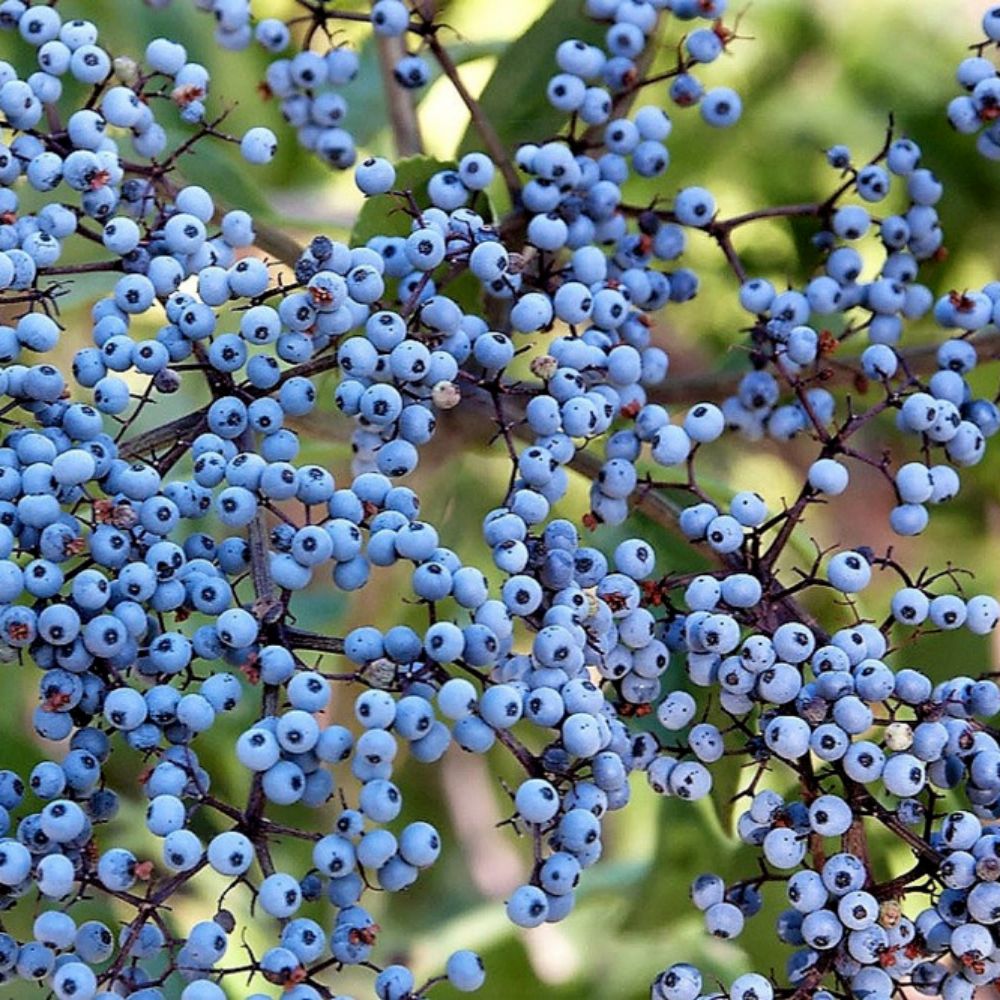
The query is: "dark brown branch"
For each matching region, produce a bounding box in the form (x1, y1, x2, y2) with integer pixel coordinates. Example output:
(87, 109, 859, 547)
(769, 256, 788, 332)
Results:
(424, 29, 521, 201)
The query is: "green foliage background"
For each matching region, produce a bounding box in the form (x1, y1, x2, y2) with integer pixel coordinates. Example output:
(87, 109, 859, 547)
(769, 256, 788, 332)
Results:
(4, 1, 1000, 997)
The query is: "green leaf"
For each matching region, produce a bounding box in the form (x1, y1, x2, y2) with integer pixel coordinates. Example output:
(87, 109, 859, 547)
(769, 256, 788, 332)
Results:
(350, 155, 454, 245)
(174, 138, 276, 223)
(457, 1, 606, 156)
(621, 797, 731, 931)
(444, 268, 487, 316)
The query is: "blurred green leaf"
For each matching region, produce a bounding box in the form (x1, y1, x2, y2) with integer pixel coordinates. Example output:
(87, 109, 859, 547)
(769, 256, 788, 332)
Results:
(175, 139, 277, 223)
(457, 2, 606, 156)
(621, 797, 731, 931)
(445, 268, 487, 315)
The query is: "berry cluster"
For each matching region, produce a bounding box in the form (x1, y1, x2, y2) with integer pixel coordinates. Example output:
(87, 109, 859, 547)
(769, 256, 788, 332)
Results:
(0, 0, 999, 999)
(149, 0, 421, 170)
(151, 0, 741, 175)
(949, 6, 1000, 159)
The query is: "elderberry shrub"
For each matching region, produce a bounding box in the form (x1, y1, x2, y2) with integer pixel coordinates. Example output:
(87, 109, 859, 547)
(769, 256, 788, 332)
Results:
(0, 1, 997, 999)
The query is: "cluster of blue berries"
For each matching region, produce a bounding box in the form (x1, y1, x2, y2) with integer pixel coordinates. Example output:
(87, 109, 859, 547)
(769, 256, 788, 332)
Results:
(151, 0, 425, 170)
(570, 0, 737, 129)
(949, 6, 1000, 159)
(685, 134, 1000, 540)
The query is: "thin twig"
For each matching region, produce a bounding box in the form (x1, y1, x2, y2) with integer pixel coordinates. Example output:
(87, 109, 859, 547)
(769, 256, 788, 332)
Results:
(424, 29, 521, 201)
